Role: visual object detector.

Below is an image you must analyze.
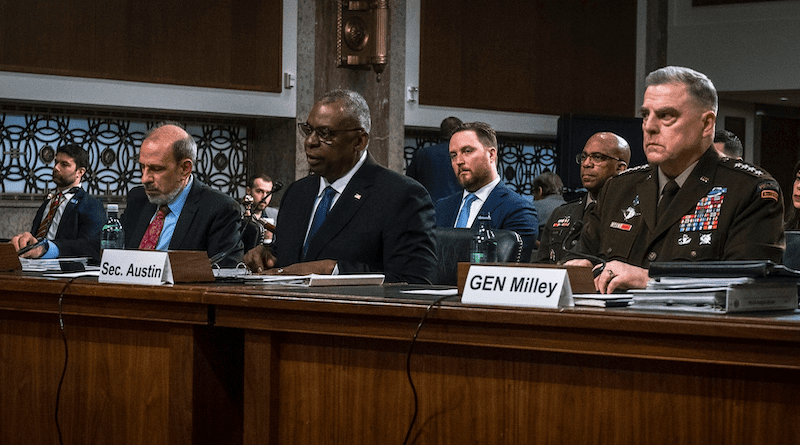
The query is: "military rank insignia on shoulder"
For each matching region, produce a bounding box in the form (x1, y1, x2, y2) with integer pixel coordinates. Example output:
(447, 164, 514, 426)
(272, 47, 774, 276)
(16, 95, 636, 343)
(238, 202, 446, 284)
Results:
(721, 158, 766, 177)
(616, 164, 650, 175)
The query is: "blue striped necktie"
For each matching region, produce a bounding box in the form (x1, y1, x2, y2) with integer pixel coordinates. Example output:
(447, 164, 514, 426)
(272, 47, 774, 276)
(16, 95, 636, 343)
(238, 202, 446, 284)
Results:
(455, 193, 477, 228)
(303, 186, 336, 258)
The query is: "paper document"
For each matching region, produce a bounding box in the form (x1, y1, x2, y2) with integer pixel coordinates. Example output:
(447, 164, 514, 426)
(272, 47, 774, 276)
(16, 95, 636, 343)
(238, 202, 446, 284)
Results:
(20, 257, 90, 272)
(215, 272, 385, 286)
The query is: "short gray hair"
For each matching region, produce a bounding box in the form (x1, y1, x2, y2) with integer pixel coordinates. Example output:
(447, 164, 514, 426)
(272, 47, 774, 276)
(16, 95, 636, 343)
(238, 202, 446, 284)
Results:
(646, 66, 718, 113)
(319, 89, 371, 134)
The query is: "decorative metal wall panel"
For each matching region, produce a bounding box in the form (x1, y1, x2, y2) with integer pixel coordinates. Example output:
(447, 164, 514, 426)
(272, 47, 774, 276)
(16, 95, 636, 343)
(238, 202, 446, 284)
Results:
(0, 112, 247, 200)
(404, 130, 557, 198)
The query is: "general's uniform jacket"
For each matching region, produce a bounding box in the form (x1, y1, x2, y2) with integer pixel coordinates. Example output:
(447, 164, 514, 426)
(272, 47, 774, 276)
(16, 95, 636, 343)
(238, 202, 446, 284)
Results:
(534, 195, 589, 264)
(574, 147, 784, 267)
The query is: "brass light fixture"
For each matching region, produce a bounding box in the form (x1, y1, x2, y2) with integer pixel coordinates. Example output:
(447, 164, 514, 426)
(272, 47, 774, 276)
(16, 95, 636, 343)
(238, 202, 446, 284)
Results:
(337, 0, 389, 82)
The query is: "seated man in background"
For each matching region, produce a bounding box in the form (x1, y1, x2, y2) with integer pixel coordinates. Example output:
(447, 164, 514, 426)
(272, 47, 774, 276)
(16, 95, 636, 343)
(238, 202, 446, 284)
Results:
(566, 66, 784, 293)
(10, 143, 105, 263)
(435, 122, 538, 259)
(713, 129, 743, 159)
(122, 122, 243, 267)
(245, 173, 280, 242)
(406, 116, 464, 203)
(535, 132, 630, 263)
(531, 171, 566, 240)
(244, 89, 437, 284)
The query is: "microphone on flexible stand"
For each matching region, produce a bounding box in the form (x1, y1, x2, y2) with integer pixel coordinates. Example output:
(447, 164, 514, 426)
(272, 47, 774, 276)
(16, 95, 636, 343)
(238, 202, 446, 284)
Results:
(209, 181, 284, 267)
(560, 219, 607, 278)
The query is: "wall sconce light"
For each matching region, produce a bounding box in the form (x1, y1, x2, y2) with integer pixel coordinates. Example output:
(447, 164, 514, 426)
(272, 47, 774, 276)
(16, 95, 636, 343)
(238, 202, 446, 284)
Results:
(337, 0, 389, 82)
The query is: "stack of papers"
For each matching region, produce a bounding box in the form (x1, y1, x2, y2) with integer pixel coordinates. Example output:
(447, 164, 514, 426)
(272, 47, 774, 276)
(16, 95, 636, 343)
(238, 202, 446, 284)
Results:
(212, 269, 385, 286)
(20, 257, 90, 272)
(573, 294, 632, 308)
(627, 276, 798, 313)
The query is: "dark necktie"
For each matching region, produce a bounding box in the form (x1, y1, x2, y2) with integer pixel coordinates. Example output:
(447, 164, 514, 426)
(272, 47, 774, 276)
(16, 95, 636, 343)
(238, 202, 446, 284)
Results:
(303, 186, 336, 258)
(455, 193, 478, 228)
(584, 201, 596, 216)
(139, 206, 170, 250)
(657, 180, 680, 223)
(36, 192, 64, 239)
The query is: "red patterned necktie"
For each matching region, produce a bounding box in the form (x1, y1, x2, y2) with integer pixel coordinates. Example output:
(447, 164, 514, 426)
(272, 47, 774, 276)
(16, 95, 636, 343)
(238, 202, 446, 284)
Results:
(35, 192, 64, 239)
(139, 206, 170, 250)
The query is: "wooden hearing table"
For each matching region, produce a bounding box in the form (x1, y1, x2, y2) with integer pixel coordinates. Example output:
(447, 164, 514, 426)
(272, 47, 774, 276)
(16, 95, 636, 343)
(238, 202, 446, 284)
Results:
(2, 272, 800, 444)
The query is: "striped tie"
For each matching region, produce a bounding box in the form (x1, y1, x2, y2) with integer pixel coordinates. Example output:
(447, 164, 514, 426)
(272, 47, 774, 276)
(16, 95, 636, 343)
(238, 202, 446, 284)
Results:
(35, 192, 64, 239)
(139, 206, 170, 250)
(455, 193, 477, 228)
(303, 186, 336, 259)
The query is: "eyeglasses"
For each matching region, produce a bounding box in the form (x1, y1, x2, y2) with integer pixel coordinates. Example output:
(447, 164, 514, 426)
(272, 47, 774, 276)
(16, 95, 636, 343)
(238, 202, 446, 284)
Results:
(298, 122, 363, 144)
(575, 152, 626, 165)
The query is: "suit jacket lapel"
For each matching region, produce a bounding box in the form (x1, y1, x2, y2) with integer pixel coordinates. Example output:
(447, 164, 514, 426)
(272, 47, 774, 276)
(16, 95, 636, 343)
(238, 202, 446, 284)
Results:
(281, 178, 318, 261)
(55, 189, 82, 237)
(636, 173, 658, 233)
(169, 180, 201, 249)
(304, 157, 375, 259)
(472, 182, 507, 227)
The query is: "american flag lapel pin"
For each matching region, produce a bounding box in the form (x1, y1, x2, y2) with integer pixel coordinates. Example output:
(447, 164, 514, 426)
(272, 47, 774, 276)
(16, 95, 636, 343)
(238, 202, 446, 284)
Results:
(354, 193, 361, 200)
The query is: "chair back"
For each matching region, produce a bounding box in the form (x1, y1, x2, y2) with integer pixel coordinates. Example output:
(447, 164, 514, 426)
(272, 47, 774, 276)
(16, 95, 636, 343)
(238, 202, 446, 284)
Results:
(784, 230, 800, 270)
(433, 227, 523, 285)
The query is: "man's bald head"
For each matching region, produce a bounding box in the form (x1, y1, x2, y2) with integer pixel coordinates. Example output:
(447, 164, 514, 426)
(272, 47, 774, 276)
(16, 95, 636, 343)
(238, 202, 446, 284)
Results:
(578, 132, 630, 197)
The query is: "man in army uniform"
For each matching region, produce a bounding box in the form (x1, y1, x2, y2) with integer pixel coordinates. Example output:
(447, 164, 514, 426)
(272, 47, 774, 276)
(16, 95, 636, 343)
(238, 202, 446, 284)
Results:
(534, 132, 630, 263)
(566, 66, 784, 293)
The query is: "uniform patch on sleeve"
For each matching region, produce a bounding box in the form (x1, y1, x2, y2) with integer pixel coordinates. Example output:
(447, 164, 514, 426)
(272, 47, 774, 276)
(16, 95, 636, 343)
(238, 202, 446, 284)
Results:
(761, 190, 779, 201)
(758, 181, 780, 201)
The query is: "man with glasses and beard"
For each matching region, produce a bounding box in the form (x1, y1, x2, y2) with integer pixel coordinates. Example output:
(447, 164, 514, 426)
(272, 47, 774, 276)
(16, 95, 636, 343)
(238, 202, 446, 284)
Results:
(121, 122, 242, 267)
(244, 89, 437, 284)
(10, 144, 105, 263)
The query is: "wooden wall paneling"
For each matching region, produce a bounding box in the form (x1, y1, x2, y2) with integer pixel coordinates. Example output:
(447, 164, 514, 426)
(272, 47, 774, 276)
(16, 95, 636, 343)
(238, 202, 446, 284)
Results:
(419, 0, 637, 117)
(0, 0, 282, 92)
(243, 331, 280, 445)
(254, 332, 800, 444)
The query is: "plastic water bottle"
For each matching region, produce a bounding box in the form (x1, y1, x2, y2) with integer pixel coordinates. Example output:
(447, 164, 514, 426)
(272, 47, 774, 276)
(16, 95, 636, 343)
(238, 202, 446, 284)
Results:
(470, 215, 497, 264)
(101, 203, 125, 250)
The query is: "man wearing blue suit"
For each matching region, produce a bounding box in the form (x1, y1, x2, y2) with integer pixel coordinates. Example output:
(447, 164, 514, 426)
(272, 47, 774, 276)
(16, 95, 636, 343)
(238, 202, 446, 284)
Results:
(435, 122, 538, 259)
(244, 89, 437, 283)
(10, 143, 105, 263)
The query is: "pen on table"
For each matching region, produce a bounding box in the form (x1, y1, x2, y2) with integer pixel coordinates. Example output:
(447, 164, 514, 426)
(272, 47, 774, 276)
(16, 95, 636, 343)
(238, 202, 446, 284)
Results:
(17, 238, 47, 256)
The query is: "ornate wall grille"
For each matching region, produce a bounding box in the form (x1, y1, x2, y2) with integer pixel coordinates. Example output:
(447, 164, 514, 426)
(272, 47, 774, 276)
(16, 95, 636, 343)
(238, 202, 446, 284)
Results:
(0, 112, 247, 200)
(403, 130, 558, 198)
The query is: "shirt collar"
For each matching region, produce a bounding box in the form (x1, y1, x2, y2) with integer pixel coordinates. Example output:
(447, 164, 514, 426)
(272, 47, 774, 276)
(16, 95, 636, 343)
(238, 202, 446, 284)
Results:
(166, 174, 193, 215)
(317, 149, 368, 196)
(657, 159, 699, 194)
(463, 176, 501, 203)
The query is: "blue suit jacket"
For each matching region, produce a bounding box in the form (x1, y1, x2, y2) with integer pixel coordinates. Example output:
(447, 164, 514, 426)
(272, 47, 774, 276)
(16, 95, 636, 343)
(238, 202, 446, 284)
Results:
(122, 178, 243, 267)
(30, 188, 105, 263)
(406, 142, 462, 203)
(435, 181, 539, 259)
(273, 155, 437, 284)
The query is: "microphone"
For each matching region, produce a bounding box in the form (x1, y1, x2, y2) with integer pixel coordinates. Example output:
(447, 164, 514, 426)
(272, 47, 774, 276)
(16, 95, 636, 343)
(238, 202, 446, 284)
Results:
(209, 181, 284, 267)
(560, 219, 607, 278)
(254, 181, 283, 211)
